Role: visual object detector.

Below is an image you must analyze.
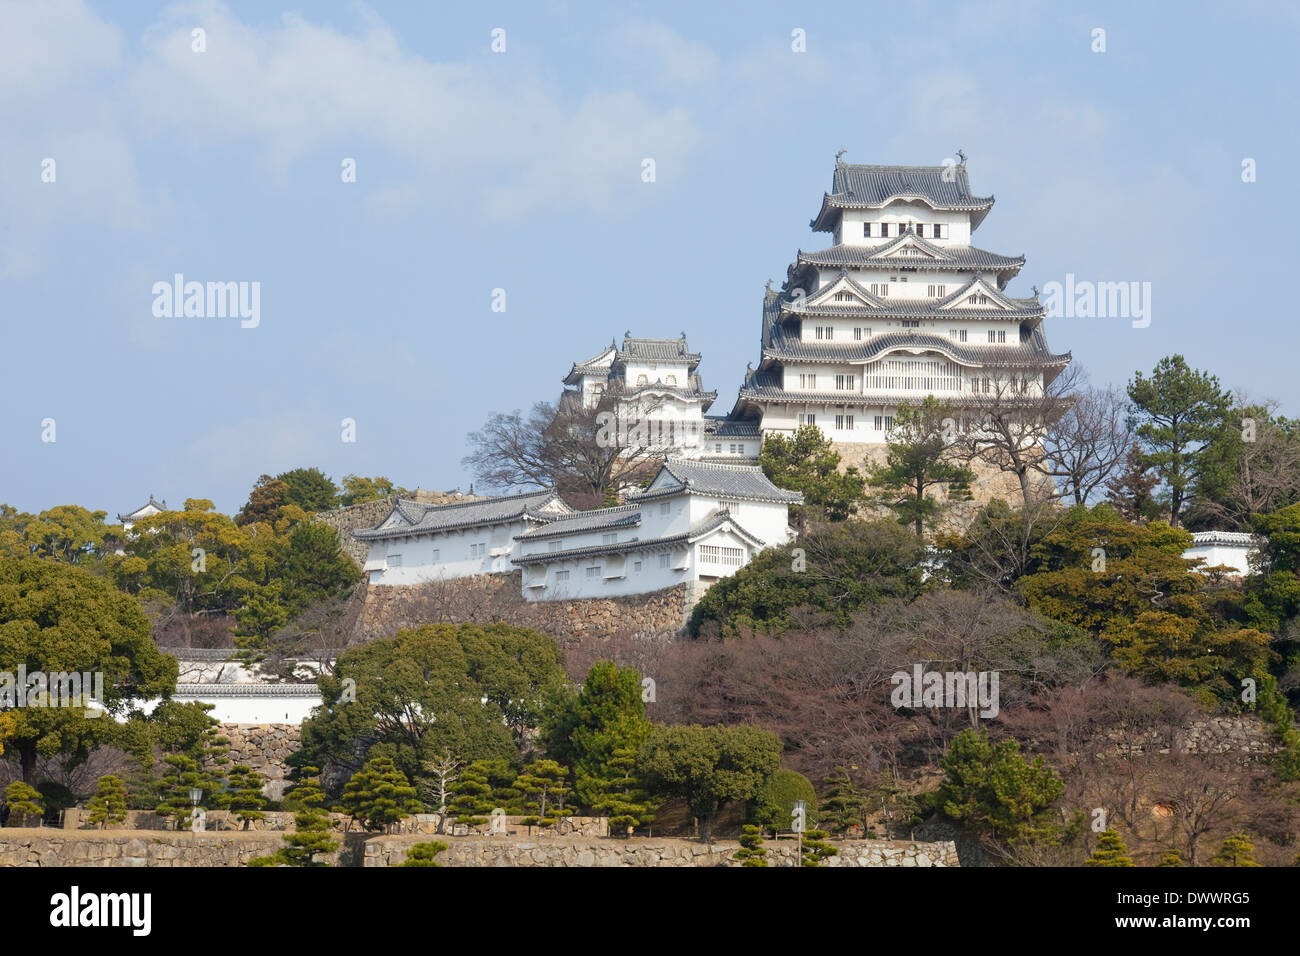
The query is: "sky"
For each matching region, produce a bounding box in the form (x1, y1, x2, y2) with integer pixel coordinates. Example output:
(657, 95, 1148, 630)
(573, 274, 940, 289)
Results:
(2, 0, 1297, 517)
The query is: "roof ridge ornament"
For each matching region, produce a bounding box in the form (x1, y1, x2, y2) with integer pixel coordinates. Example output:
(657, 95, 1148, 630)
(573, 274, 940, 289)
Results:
(956, 148, 966, 166)
(835, 148, 847, 166)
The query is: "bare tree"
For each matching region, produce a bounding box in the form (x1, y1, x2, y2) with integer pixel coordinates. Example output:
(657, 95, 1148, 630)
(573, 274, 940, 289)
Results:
(959, 364, 1079, 507)
(1186, 394, 1300, 530)
(1043, 379, 1131, 505)
(424, 751, 462, 834)
(463, 382, 678, 509)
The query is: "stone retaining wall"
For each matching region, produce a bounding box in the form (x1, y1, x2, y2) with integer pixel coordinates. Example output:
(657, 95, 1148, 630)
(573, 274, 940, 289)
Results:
(0, 830, 339, 867)
(363, 835, 959, 867)
(219, 723, 302, 799)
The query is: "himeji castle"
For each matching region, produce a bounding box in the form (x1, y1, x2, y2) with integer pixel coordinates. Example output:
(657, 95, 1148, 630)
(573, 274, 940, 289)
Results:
(562, 332, 762, 461)
(728, 156, 1071, 453)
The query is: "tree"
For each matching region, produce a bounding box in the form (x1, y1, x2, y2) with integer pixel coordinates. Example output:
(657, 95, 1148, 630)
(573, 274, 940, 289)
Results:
(155, 751, 228, 830)
(447, 760, 498, 828)
(1104, 443, 1161, 523)
(225, 766, 267, 828)
(687, 519, 926, 637)
(515, 759, 571, 828)
(868, 396, 974, 535)
(936, 729, 1065, 846)
(587, 746, 657, 833)
(1044, 381, 1131, 505)
(962, 365, 1077, 507)
(819, 767, 867, 835)
(1127, 355, 1233, 527)
(402, 841, 448, 867)
(300, 622, 565, 787)
(86, 775, 128, 829)
(1086, 830, 1135, 866)
(249, 766, 338, 867)
(752, 769, 816, 833)
(1187, 399, 1300, 530)
(734, 825, 768, 866)
(341, 756, 421, 832)
(638, 724, 782, 842)
(0, 505, 114, 565)
(800, 829, 838, 867)
(235, 475, 290, 526)
(1157, 848, 1185, 867)
(464, 388, 668, 510)
(339, 475, 409, 507)
(1210, 833, 1260, 867)
(759, 425, 866, 523)
(423, 751, 462, 834)
(0, 556, 178, 783)
(275, 468, 340, 513)
(5, 781, 44, 825)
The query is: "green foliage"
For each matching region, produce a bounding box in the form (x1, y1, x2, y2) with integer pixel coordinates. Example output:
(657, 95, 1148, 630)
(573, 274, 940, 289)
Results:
(341, 756, 421, 832)
(86, 775, 128, 828)
(752, 769, 816, 832)
(301, 622, 566, 788)
(1256, 674, 1300, 781)
(1157, 848, 1185, 867)
(687, 519, 926, 637)
(937, 729, 1065, 846)
(735, 824, 767, 866)
(225, 766, 268, 827)
(818, 767, 867, 835)
(800, 829, 838, 867)
(447, 760, 502, 827)
(587, 746, 658, 833)
(515, 759, 571, 827)
(866, 397, 974, 535)
(5, 781, 44, 823)
(235, 475, 291, 527)
(275, 467, 340, 513)
(1127, 355, 1233, 527)
(249, 766, 338, 867)
(0, 504, 114, 565)
(1086, 830, 1135, 866)
(759, 424, 867, 523)
(0, 556, 177, 782)
(155, 751, 228, 829)
(339, 475, 408, 507)
(401, 841, 448, 867)
(1209, 833, 1260, 867)
(638, 723, 782, 842)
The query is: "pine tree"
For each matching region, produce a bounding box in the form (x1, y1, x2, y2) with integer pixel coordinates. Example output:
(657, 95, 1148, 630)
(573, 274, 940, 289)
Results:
(448, 760, 497, 828)
(401, 841, 448, 867)
(225, 765, 267, 829)
(1086, 830, 1135, 867)
(86, 775, 128, 829)
(248, 766, 338, 867)
(155, 754, 226, 830)
(734, 824, 768, 867)
(586, 746, 657, 835)
(819, 766, 866, 836)
(341, 756, 421, 833)
(515, 759, 571, 829)
(1157, 848, 1185, 867)
(5, 781, 43, 826)
(800, 829, 838, 867)
(1210, 833, 1261, 867)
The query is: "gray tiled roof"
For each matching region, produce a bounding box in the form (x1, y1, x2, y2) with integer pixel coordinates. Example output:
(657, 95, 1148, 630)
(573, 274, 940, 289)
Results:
(118, 496, 167, 522)
(173, 684, 321, 697)
(513, 509, 767, 566)
(631, 459, 803, 504)
(516, 504, 642, 541)
(762, 327, 1069, 369)
(798, 238, 1023, 273)
(355, 489, 567, 540)
(703, 417, 763, 438)
(812, 163, 994, 232)
(618, 335, 700, 365)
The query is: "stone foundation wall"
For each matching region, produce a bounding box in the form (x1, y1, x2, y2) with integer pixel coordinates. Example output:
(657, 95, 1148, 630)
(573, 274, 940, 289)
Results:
(354, 572, 689, 644)
(316, 491, 480, 567)
(218, 724, 302, 799)
(0, 830, 340, 867)
(363, 835, 959, 867)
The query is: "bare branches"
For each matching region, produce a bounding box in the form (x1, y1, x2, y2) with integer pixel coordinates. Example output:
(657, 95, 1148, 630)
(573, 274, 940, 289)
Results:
(1044, 380, 1131, 506)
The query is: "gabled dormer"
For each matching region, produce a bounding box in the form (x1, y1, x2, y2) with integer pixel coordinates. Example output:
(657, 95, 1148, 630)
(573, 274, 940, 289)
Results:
(936, 273, 1023, 312)
(800, 271, 887, 310)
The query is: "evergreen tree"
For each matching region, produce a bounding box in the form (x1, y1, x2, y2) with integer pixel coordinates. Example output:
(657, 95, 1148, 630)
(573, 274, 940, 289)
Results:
(155, 753, 227, 830)
(1086, 830, 1135, 866)
(734, 824, 768, 867)
(86, 775, 128, 829)
(937, 729, 1065, 846)
(867, 397, 974, 536)
(1210, 833, 1261, 867)
(225, 765, 267, 829)
(1157, 848, 1185, 867)
(341, 756, 421, 832)
(587, 746, 657, 834)
(758, 424, 868, 523)
(800, 829, 838, 867)
(4, 781, 43, 825)
(1127, 355, 1233, 527)
(448, 760, 496, 828)
(249, 766, 338, 867)
(515, 759, 571, 828)
(1105, 442, 1162, 523)
(401, 841, 448, 867)
(818, 766, 866, 835)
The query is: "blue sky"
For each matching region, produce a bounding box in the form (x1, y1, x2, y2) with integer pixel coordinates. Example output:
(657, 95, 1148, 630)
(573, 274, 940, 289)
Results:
(2, 0, 1297, 516)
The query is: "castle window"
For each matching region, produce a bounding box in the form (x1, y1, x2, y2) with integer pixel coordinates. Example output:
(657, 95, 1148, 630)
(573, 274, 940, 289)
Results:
(586, 566, 600, 579)
(863, 222, 872, 238)
(884, 415, 894, 430)
(548, 540, 563, 552)
(555, 570, 569, 582)
(874, 415, 883, 430)
(658, 553, 670, 569)
(903, 320, 920, 328)
(388, 553, 402, 567)
(431, 549, 439, 562)
(636, 374, 648, 385)
(715, 443, 722, 453)
(666, 374, 677, 385)
(633, 560, 642, 573)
